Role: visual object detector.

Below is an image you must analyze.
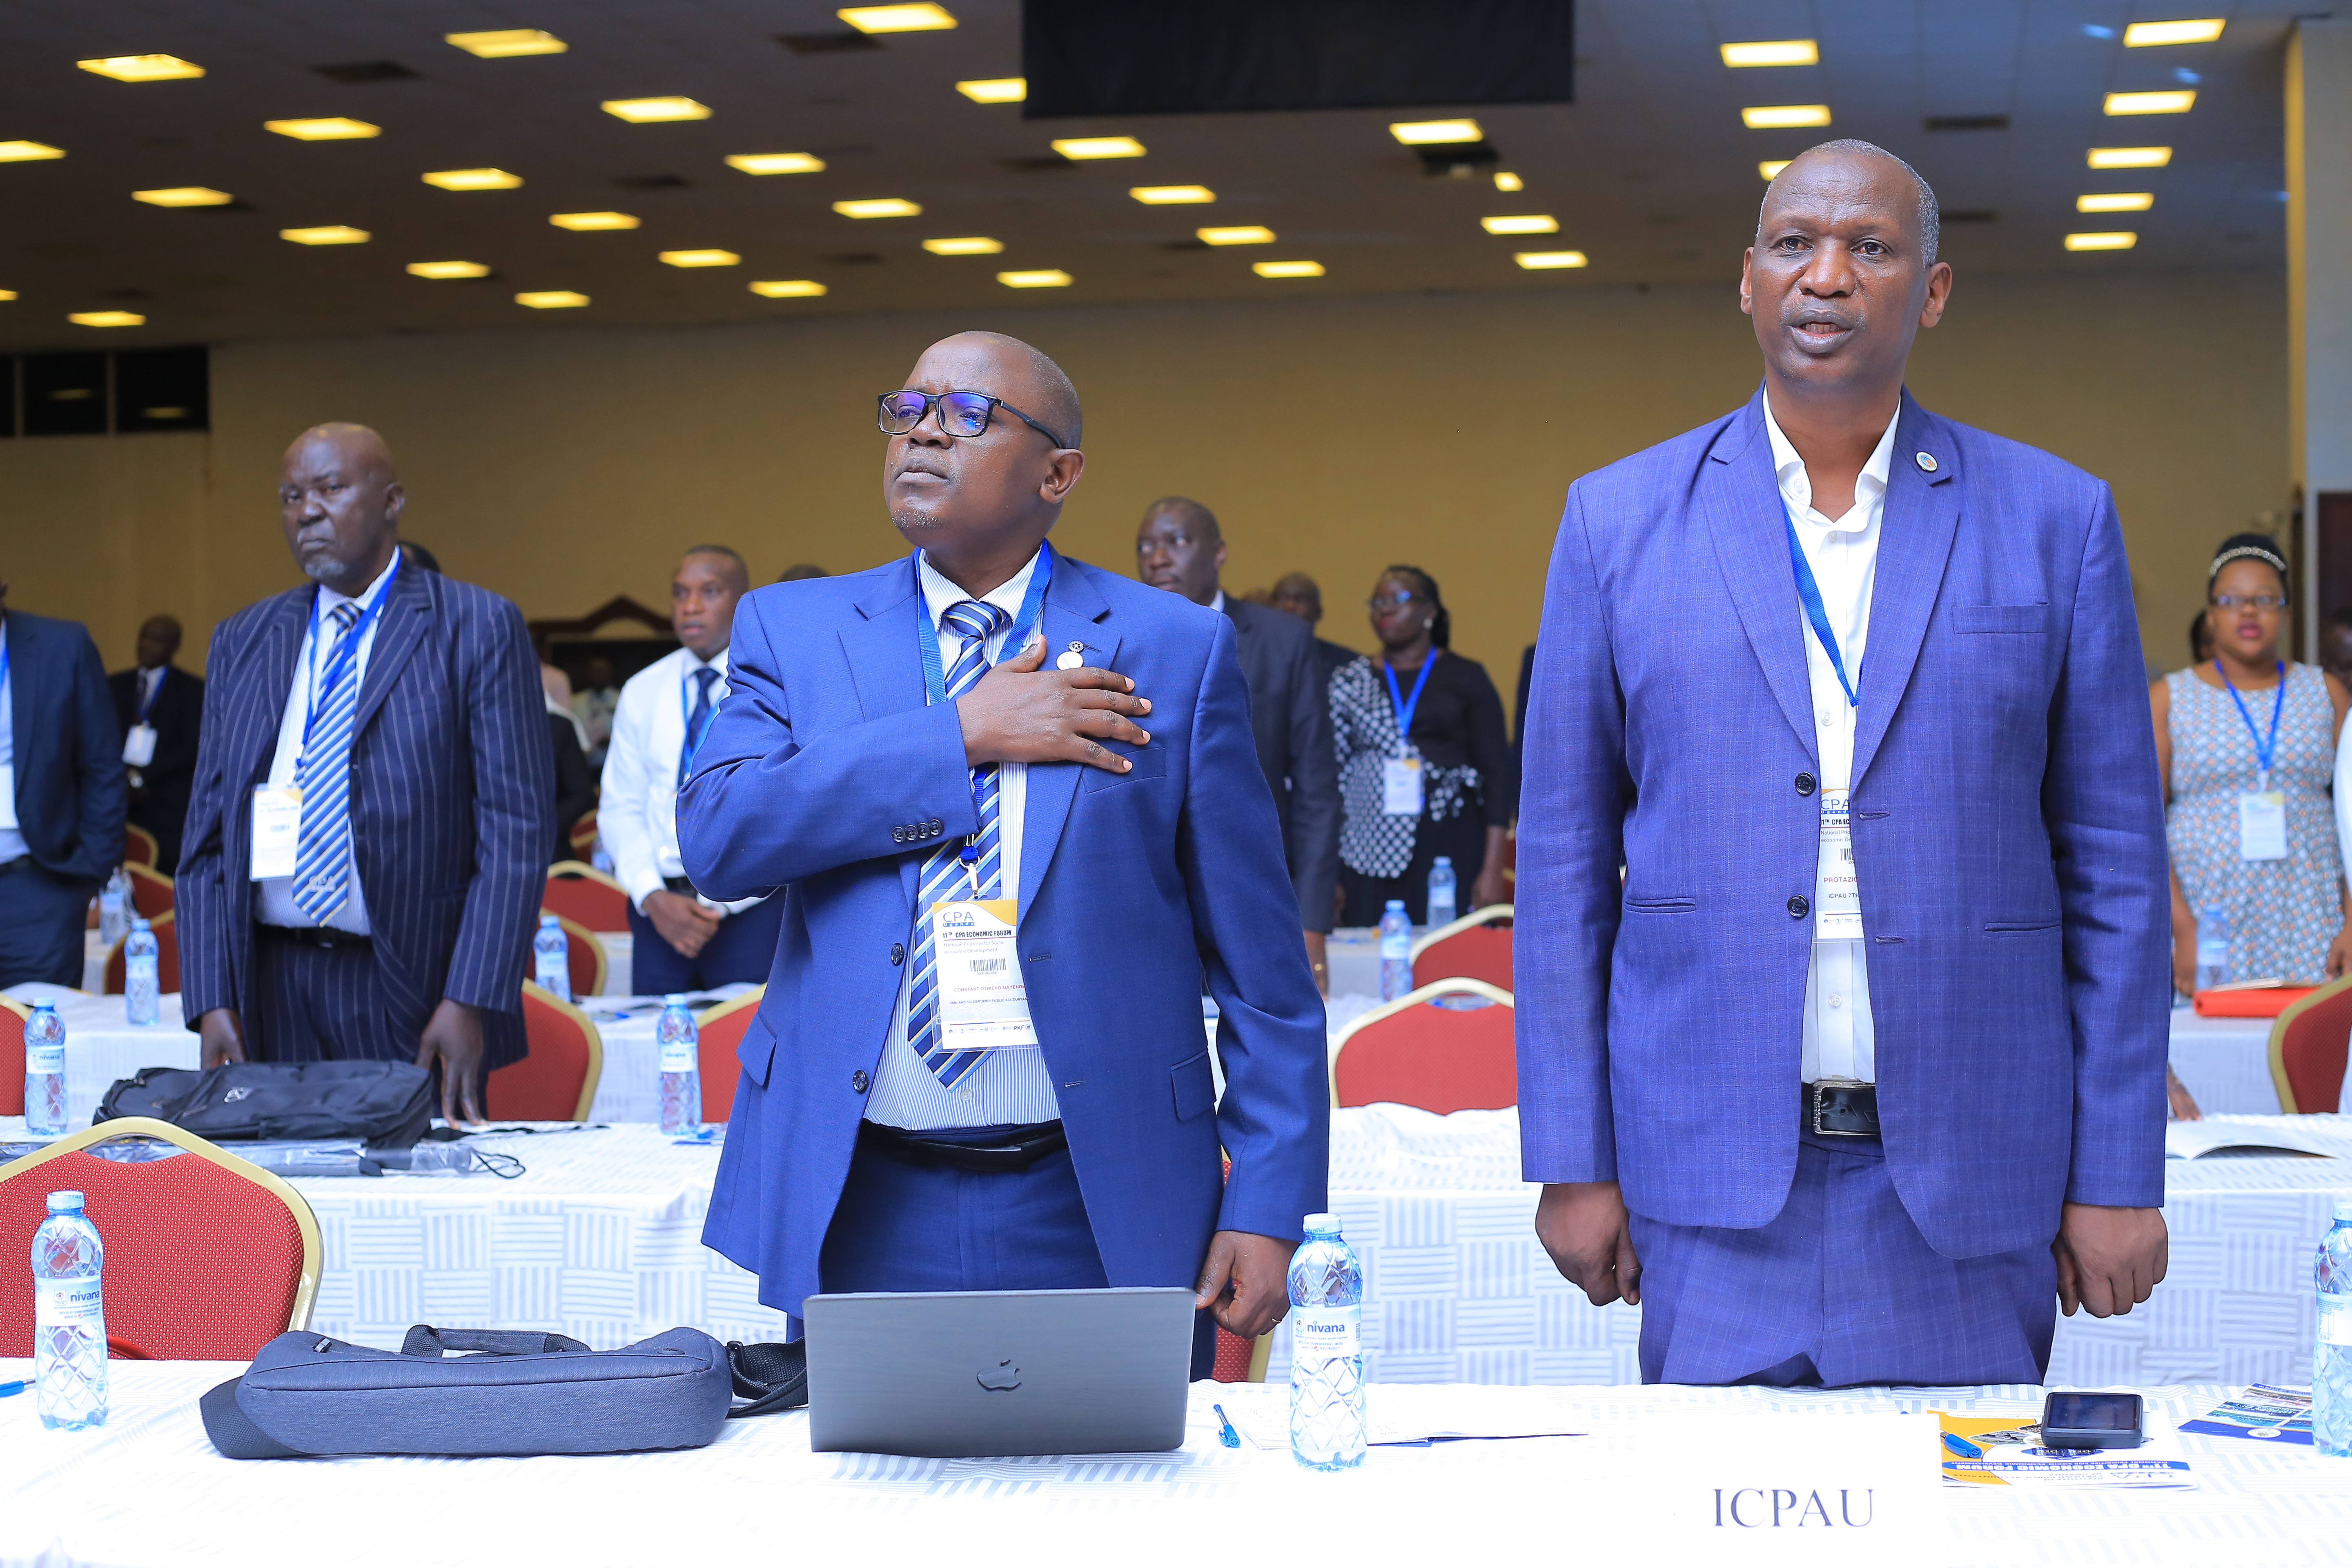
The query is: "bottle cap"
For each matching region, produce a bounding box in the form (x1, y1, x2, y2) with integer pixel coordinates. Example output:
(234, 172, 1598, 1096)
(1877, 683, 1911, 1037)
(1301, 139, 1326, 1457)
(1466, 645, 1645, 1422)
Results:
(2334, 1196, 2352, 1223)
(131, 916, 149, 931)
(1303, 1212, 1341, 1237)
(664, 993, 690, 1006)
(46, 1191, 83, 1214)
(1386, 900, 1405, 911)
(1433, 856, 1451, 866)
(541, 913, 559, 925)
(31, 1001, 55, 1013)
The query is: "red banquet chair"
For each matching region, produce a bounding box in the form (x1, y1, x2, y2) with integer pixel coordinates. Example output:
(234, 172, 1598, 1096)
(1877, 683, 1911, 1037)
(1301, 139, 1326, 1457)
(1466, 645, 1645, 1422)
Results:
(1329, 979, 1517, 1114)
(568, 810, 600, 859)
(694, 987, 766, 1124)
(125, 861, 175, 920)
(0, 1118, 321, 1360)
(544, 862, 632, 934)
(486, 982, 605, 1121)
(2269, 973, 2352, 1114)
(0, 997, 27, 1117)
(102, 911, 183, 995)
(122, 823, 160, 868)
(1409, 904, 1513, 991)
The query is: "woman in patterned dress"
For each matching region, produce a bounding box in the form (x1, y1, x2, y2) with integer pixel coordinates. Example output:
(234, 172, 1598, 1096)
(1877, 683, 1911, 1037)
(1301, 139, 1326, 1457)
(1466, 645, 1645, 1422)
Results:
(2152, 534, 2351, 1007)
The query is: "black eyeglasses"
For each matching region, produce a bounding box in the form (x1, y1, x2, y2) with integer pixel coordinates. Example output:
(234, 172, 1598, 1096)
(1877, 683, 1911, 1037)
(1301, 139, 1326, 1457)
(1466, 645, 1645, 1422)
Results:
(2212, 593, 2287, 612)
(877, 390, 1068, 450)
(1368, 590, 1417, 612)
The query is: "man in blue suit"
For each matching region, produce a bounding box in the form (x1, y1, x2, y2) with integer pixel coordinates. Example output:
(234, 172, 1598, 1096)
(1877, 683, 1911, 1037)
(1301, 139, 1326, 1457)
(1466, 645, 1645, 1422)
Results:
(177, 425, 550, 1124)
(683, 332, 1328, 1365)
(1516, 141, 2170, 1385)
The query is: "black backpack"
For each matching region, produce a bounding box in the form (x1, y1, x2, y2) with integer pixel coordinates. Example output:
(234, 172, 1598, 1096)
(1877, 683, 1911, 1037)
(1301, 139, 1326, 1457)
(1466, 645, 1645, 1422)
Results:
(97, 1061, 436, 1149)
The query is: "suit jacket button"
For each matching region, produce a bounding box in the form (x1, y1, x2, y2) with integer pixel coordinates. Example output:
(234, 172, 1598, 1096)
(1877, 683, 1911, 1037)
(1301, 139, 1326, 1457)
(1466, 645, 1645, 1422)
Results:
(851, 1070, 871, 1094)
(929, 818, 942, 834)
(890, 942, 904, 965)
(1794, 773, 1816, 796)
(891, 826, 904, 843)
(1787, 895, 1810, 918)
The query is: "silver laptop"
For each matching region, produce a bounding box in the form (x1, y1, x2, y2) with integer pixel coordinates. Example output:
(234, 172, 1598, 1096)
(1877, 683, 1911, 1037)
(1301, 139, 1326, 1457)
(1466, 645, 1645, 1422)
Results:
(803, 1286, 1196, 1457)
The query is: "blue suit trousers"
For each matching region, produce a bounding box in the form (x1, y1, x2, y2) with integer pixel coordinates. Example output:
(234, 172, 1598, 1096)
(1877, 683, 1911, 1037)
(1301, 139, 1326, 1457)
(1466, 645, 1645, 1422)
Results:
(626, 895, 785, 994)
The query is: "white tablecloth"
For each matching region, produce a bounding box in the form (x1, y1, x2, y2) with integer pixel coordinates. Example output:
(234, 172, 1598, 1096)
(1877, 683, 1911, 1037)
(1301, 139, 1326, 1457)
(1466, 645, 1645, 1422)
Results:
(2169, 1009, 2285, 1115)
(0, 1364, 2341, 1568)
(589, 930, 632, 996)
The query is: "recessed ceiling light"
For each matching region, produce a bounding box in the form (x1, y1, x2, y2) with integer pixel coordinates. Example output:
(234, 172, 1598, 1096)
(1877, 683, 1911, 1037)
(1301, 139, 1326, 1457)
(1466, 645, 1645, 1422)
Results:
(1197, 225, 1274, 245)
(1741, 104, 1831, 129)
(2105, 90, 2194, 115)
(833, 197, 921, 218)
(1053, 136, 1145, 159)
(2088, 145, 2173, 168)
(659, 249, 740, 267)
(751, 279, 828, 297)
(1492, 171, 1523, 192)
(2065, 231, 2138, 250)
(923, 236, 1004, 254)
(265, 118, 380, 140)
(1130, 185, 1214, 204)
(957, 78, 1025, 103)
(79, 55, 205, 82)
(1481, 214, 1558, 235)
(70, 310, 145, 326)
(1253, 260, 1324, 278)
(0, 289, 16, 301)
(2124, 19, 2224, 46)
(602, 97, 711, 123)
(1760, 160, 1793, 179)
(726, 152, 825, 175)
(1516, 251, 1589, 270)
(1390, 119, 1483, 145)
(1720, 40, 1818, 67)
(549, 211, 641, 230)
(516, 290, 590, 308)
(839, 4, 957, 32)
(133, 187, 233, 207)
(423, 168, 523, 190)
(408, 260, 491, 278)
(446, 29, 568, 57)
(997, 269, 1071, 288)
(0, 141, 65, 161)
(280, 225, 370, 245)
(2077, 192, 2154, 213)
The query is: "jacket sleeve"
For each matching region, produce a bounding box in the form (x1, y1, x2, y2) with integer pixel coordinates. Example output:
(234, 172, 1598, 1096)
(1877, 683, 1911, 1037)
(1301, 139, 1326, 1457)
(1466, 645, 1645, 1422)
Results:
(1515, 482, 1633, 1184)
(443, 594, 554, 1015)
(1282, 620, 1341, 933)
(2049, 485, 2170, 1207)
(66, 625, 128, 886)
(176, 625, 240, 1025)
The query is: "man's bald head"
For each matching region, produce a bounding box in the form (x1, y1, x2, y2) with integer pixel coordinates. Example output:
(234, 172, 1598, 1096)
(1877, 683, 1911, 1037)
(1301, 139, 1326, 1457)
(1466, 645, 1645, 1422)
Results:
(929, 330, 1082, 450)
(1135, 496, 1225, 605)
(285, 421, 399, 485)
(1759, 140, 1940, 265)
(1141, 496, 1220, 546)
(279, 421, 405, 594)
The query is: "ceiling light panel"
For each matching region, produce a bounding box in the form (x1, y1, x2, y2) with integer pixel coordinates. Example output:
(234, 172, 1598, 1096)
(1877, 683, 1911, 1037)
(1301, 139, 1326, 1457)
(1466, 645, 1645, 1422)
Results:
(1131, 185, 1213, 204)
(2105, 90, 2195, 115)
(79, 55, 204, 81)
(957, 78, 1025, 102)
(281, 225, 370, 245)
(1516, 251, 1589, 269)
(2077, 192, 2154, 212)
(1760, 160, 1793, 179)
(750, 279, 827, 296)
(423, 168, 522, 190)
(833, 197, 921, 218)
(1481, 214, 1558, 234)
(1492, 172, 1523, 192)
(997, 269, 1071, 288)
(2124, 19, 2225, 46)
(659, 249, 739, 267)
(407, 260, 491, 278)
(133, 187, 232, 207)
(1720, 40, 1818, 67)
(0, 141, 65, 161)
(0, 290, 17, 301)
(2088, 145, 2172, 168)
(1390, 119, 1483, 145)
(726, 152, 825, 174)
(2065, 231, 2138, 250)
(70, 311, 145, 326)
(1198, 225, 1274, 245)
(840, 4, 958, 31)
(1741, 104, 1831, 128)
(601, 97, 711, 122)
(265, 118, 380, 140)
(1253, 260, 1324, 278)
(516, 290, 589, 307)
(549, 211, 641, 229)
(447, 29, 568, 57)
(1053, 136, 1145, 159)
(923, 236, 1004, 254)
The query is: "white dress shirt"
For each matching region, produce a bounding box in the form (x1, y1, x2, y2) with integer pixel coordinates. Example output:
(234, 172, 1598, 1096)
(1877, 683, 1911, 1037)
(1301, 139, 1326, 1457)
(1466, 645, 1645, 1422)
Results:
(1763, 394, 1900, 1085)
(0, 619, 23, 862)
(866, 547, 1058, 1130)
(256, 557, 397, 933)
(598, 645, 762, 914)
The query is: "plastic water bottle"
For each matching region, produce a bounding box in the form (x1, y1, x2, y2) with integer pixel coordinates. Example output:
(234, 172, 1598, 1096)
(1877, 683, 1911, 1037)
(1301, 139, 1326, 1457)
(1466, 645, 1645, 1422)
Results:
(124, 918, 160, 1027)
(1379, 899, 1412, 1001)
(1426, 856, 1457, 929)
(657, 994, 700, 1137)
(23, 1003, 67, 1138)
(32, 1190, 108, 1431)
(2194, 904, 2230, 993)
(98, 868, 130, 948)
(2316, 1198, 2352, 1456)
(590, 833, 615, 875)
(1289, 1212, 1365, 1470)
(533, 914, 571, 1002)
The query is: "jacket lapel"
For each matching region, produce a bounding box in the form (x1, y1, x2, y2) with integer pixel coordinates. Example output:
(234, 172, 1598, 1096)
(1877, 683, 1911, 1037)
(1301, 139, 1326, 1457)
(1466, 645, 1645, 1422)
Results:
(231, 590, 312, 788)
(1704, 390, 1820, 764)
(840, 558, 931, 909)
(1018, 560, 1117, 914)
(1850, 396, 1960, 787)
(350, 562, 432, 739)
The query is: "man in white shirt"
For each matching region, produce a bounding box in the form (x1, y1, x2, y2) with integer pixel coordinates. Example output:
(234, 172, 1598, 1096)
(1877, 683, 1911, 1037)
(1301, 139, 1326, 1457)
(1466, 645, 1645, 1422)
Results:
(600, 546, 781, 992)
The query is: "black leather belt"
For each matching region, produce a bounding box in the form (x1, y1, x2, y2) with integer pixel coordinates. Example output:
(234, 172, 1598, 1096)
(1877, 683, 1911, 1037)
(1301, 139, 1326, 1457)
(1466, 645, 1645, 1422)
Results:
(858, 1119, 1068, 1174)
(663, 875, 695, 895)
(258, 924, 374, 950)
(1804, 1080, 1880, 1138)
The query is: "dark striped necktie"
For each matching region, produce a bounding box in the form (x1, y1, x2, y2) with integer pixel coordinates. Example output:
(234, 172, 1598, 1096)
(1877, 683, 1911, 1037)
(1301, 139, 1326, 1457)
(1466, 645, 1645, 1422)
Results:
(907, 597, 1011, 1087)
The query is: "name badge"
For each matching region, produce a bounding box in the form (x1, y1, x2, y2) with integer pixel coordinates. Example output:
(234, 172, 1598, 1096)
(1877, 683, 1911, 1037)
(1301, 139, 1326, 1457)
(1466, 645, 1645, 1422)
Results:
(1814, 789, 1863, 939)
(122, 723, 158, 767)
(251, 784, 301, 880)
(931, 897, 1040, 1051)
(2238, 791, 2287, 861)
(1381, 754, 1425, 816)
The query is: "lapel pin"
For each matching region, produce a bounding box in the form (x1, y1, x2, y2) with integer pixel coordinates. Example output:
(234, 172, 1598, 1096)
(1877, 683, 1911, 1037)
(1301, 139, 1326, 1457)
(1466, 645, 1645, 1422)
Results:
(1914, 451, 1938, 473)
(1056, 640, 1085, 670)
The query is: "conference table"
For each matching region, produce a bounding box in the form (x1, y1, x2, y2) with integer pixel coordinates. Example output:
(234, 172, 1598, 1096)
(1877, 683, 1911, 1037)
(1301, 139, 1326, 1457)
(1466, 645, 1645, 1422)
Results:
(2168, 1009, 2287, 1116)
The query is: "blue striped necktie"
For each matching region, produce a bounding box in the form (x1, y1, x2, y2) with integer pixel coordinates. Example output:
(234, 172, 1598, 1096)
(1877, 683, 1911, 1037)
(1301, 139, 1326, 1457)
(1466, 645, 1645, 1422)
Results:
(908, 597, 1010, 1087)
(678, 666, 718, 788)
(291, 600, 365, 923)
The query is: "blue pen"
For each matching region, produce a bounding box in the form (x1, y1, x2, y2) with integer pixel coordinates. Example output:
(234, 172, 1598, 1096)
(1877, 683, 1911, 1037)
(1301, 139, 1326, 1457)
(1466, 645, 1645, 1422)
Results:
(1212, 1403, 1241, 1448)
(1942, 1431, 1983, 1459)
(0, 1380, 26, 1399)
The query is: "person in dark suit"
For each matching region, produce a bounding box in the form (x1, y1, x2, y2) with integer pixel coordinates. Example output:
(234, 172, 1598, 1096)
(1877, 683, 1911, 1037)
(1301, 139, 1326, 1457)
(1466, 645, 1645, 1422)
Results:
(1136, 497, 1341, 990)
(177, 424, 551, 1123)
(1270, 572, 1361, 684)
(684, 332, 1327, 1369)
(109, 615, 205, 873)
(0, 575, 126, 988)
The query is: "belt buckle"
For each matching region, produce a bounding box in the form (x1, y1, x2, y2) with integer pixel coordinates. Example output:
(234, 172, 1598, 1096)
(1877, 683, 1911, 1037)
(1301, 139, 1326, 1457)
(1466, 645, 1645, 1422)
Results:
(1809, 1078, 1870, 1137)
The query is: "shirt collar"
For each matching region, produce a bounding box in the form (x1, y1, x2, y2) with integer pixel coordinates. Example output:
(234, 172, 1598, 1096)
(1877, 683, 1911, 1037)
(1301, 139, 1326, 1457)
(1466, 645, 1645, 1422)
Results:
(1760, 392, 1902, 532)
(917, 547, 1041, 631)
(318, 553, 400, 616)
(1209, 588, 1227, 614)
(681, 645, 730, 680)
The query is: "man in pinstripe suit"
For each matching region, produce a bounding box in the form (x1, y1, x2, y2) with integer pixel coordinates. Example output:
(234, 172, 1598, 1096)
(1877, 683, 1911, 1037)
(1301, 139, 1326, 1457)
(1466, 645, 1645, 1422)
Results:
(177, 425, 551, 1123)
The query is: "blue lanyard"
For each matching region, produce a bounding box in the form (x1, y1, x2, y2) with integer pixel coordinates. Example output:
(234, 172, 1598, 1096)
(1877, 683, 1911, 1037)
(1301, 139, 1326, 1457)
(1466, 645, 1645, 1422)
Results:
(300, 552, 401, 748)
(1783, 505, 1858, 707)
(1381, 652, 1439, 754)
(2216, 659, 2287, 787)
(0, 639, 9, 705)
(913, 541, 1055, 705)
(134, 666, 164, 723)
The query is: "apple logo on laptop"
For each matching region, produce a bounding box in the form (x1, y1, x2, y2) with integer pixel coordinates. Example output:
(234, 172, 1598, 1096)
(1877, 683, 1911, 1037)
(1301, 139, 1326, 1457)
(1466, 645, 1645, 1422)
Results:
(976, 1359, 1022, 1392)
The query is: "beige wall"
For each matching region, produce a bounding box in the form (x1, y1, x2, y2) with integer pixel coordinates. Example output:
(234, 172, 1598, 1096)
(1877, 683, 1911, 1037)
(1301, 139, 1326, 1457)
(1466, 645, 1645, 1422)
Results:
(0, 268, 2288, 689)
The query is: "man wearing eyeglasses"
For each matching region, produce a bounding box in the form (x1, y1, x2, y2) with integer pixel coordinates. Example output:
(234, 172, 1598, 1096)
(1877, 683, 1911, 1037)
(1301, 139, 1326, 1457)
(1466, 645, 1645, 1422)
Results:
(682, 332, 1328, 1370)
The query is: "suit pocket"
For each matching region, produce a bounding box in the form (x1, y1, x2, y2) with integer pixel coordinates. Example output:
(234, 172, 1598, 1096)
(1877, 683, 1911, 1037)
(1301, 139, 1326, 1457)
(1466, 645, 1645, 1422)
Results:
(1949, 603, 2048, 635)
(737, 1014, 777, 1087)
(1984, 918, 2061, 933)
(1170, 1048, 1215, 1120)
(1624, 895, 1697, 913)
(1080, 740, 1170, 792)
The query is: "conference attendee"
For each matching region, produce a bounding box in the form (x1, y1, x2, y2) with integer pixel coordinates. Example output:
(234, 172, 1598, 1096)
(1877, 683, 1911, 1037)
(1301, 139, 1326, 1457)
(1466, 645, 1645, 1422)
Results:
(2155, 538, 2351, 994)
(683, 332, 1327, 1370)
(777, 563, 829, 583)
(0, 574, 125, 989)
(1331, 567, 1513, 925)
(1517, 140, 2171, 1386)
(176, 424, 551, 1124)
(545, 698, 597, 866)
(1135, 497, 1340, 989)
(1269, 571, 1359, 683)
(109, 614, 205, 873)
(570, 655, 619, 768)
(599, 546, 782, 990)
